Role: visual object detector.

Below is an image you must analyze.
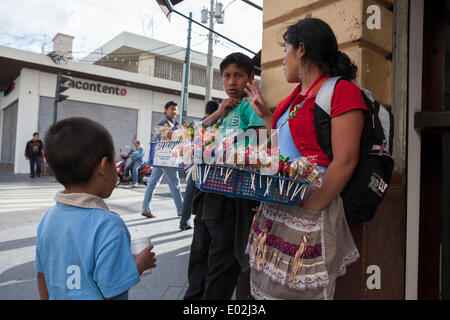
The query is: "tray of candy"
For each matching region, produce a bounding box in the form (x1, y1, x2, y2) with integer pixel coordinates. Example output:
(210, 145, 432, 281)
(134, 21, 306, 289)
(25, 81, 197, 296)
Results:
(189, 163, 310, 206)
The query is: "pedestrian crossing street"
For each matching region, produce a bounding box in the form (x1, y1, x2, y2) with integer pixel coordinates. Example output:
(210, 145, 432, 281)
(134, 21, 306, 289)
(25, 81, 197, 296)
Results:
(0, 182, 185, 227)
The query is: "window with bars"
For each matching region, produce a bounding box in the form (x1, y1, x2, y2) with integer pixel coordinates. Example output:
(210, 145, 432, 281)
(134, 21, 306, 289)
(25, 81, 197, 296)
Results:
(153, 57, 223, 91)
(154, 57, 183, 82)
(213, 71, 223, 91)
(189, 65, 206, 87)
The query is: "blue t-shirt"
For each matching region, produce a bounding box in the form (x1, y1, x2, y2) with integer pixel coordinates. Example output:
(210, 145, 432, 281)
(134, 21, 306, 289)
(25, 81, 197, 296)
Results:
(277, 104, 303, 160)
(35, 203, 140, 300)
(276, 104, 328, 171)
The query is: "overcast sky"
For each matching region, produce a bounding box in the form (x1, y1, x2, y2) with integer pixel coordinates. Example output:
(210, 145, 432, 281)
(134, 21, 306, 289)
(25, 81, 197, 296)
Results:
(0, 0, 263, 61)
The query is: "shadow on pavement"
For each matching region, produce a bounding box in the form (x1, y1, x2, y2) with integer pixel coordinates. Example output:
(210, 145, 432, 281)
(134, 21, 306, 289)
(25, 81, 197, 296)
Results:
(0, 229, 193, 300)
(0, 236, 37, 253)
(126, 217, 181, 228)
(129, 243, 192, 300)
(151, 234, 193, 247)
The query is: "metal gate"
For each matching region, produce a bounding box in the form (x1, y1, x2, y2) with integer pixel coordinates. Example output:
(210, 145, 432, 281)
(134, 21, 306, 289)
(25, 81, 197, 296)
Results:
(1, 101, 18, 164)
(39, 97, 138, 156)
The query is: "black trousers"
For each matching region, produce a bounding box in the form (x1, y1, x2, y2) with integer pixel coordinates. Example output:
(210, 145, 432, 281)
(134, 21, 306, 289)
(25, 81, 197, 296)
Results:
(184, 192, 258, 300)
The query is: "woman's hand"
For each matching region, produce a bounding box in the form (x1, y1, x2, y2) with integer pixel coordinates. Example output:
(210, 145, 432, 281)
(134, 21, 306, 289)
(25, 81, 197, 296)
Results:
(243, 81, 273, 129)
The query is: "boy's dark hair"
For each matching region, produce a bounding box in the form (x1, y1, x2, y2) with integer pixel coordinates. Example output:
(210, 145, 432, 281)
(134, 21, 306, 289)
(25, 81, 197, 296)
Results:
(164, 101, 177, 110)
(220, 52, 255, 76)
(44, 117, 115, 187)
(33, 132, 39, 137)
(205, 100, 219, 115)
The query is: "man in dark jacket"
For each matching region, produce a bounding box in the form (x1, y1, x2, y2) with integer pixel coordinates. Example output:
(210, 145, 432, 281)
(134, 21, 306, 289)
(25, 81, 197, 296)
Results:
(141, 101, 184, 218)
(25, 132, 44, 178)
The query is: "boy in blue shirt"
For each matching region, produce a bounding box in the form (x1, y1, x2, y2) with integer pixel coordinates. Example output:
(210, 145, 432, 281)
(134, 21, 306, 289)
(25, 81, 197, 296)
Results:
(35, 117, 156, 300)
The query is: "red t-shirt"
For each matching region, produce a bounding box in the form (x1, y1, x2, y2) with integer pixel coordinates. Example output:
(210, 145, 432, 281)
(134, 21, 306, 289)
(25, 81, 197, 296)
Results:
(272, 74, 367, 167)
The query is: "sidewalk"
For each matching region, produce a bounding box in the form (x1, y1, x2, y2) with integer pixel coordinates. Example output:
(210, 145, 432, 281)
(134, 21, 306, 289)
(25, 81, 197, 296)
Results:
(0, 168, 193, 300)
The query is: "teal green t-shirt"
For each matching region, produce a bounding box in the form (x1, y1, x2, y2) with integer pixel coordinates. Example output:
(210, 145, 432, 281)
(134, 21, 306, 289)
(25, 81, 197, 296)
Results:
(219, 98, 265, 147)
(220, 98, 265, 133)
(217, 98, 265, 198)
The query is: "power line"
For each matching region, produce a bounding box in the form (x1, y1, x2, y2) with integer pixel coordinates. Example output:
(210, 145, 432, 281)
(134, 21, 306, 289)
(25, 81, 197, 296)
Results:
(76, 37, 208, 65)
(80, 39, 209, 66)
(76, 34, 205, 60)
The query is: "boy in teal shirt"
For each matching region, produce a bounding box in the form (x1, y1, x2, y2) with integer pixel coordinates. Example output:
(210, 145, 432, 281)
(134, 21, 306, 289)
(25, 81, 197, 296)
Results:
(184, 53, 264, 300)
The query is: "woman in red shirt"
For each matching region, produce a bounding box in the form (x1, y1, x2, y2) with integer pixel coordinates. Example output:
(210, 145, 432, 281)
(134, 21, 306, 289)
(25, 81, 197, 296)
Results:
(244, 18, 366, 299)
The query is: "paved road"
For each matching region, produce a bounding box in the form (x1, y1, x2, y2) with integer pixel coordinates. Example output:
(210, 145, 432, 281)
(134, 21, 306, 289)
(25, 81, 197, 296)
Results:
(0, 170, 194, 300)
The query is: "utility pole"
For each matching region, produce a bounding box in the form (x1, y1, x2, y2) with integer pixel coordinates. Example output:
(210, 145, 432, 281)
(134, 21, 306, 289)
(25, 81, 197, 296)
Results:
(204, 0, 215, 104)
(181, 12, 192, 125)
(202, 1, 223, 104)
(157, 1, 255, 55)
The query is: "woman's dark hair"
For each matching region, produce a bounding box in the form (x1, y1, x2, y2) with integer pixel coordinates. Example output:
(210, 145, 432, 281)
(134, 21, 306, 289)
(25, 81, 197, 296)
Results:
(220, 52, 255, 76)
(44, 117, 115, 187)
(283, 18, 357, 80)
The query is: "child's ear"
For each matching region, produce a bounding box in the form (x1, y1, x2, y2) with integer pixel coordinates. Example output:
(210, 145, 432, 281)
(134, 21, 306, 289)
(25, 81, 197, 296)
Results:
(250, 72, 255, 82)
(97, 156, 109, 177)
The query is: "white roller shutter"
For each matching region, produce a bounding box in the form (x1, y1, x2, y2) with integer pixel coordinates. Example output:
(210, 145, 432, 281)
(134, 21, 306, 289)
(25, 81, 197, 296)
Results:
(1, 101, 18, 164)
(39, 97, 138, 155)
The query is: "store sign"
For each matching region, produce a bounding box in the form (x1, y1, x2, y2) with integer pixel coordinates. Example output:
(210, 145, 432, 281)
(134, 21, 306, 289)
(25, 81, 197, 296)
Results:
(67, 79, 127, 96)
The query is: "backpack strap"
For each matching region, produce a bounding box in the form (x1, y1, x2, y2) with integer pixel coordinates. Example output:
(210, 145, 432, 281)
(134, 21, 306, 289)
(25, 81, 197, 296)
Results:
(314, 76, 343, 160)
(315, 76, 342, 116)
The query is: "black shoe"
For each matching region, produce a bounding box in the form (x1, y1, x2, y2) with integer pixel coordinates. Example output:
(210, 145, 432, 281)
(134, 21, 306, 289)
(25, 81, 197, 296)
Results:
(30, 175, 35, 178)
(180, 224, 192, 231)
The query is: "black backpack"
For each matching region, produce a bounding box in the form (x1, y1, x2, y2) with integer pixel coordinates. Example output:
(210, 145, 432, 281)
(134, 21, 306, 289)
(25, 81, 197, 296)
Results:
(314, 76, 394, 222)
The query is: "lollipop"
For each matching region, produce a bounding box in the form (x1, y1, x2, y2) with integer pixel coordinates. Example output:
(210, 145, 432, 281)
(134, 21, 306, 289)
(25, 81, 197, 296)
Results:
(289, 162, 297, 178)
(282, 161, 291, 177)
(226, 147, 237, 165)
(247, 145, 258, 166)
(306, 166, 324, 186)
(295, 157, 310, 178)
(236, 145, 246, 166)
(203, 144, 215, 164)
(258, 150, 270, 168)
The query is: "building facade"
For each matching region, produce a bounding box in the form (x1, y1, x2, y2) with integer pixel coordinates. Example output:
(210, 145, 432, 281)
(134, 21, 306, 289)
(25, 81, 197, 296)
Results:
(0, 33, 229, 174)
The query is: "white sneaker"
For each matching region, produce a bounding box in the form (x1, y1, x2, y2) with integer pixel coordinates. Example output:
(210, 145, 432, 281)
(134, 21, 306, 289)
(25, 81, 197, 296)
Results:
(132, 182, 138, 187)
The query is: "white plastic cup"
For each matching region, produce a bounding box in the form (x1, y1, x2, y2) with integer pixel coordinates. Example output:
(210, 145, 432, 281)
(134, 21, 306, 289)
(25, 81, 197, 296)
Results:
(130, 237, 152, 275)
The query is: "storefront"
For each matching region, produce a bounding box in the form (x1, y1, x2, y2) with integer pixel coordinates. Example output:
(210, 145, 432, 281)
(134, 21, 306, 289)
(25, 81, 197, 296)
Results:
(0, 46, 217, 174)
